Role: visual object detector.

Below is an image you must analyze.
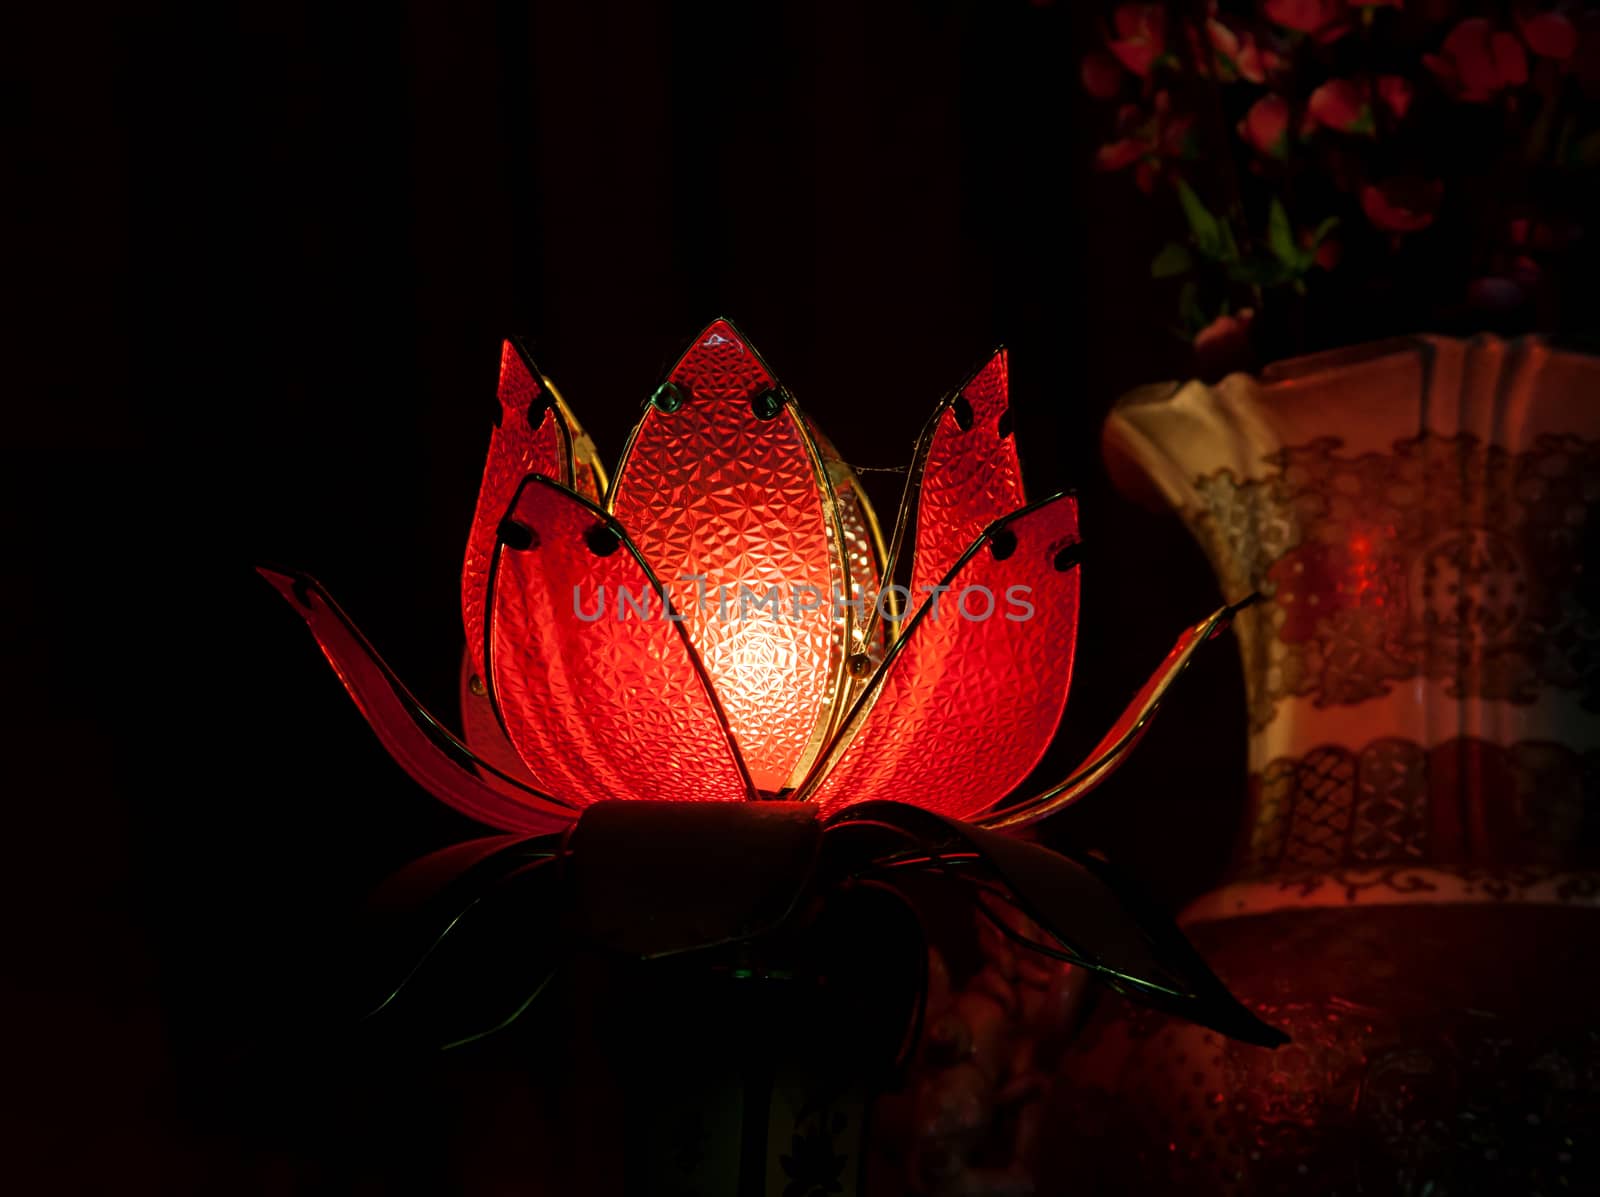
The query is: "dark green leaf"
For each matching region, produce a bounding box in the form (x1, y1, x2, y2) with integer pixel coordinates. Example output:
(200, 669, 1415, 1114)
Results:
(1177, 180, 1224, 259)
(1226, 256, 1293, 288)
(1178, 280, 1204, 333)
(1150, 242, 1193, 278)
(1267, 197, 1298, 267)
(1217, 218, 1241, 264)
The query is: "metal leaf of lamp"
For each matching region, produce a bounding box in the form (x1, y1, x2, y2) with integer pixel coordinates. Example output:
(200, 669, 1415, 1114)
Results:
(261, 318, 1284, 1191)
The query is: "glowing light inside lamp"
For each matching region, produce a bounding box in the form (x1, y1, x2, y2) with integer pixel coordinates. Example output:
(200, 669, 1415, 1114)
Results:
(606, 320, 846, 793)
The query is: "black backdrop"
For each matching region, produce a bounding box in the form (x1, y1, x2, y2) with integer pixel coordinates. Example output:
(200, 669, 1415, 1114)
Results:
(12, 1, 1251, 1189)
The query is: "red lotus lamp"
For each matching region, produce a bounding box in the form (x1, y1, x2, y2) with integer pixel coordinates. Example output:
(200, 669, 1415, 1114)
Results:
(265, 318, 1243, 831)
(261, 317, 1280, 1061)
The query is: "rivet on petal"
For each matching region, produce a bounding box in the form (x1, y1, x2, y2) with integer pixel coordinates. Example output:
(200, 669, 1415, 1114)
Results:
(751, 388, 783, 420)
(651, 381, 686, 413)
(952, 396, 975, 431)
(1053, 542, 1082, 572)
(585, 522, 623, 557)
(498, 519, 539, 551)
(997, 408, 1015, 439)
(468, 673, 487, 697)
(989, 527, 1018, 561)
(848, 653, 872, 677)
(526, 393, 554, 431)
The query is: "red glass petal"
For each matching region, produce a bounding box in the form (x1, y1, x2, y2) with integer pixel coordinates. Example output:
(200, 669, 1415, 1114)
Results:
(488, 475, 753, 806)
(607, 319, 847, 792)
(458, 650, 544, 794)
(978, 598, 1252, 831)
(879, 350, 1025, 630)
(259, 567, 575, 834)
(800, 492, 1081, 821)
(462, 341, 574, 680)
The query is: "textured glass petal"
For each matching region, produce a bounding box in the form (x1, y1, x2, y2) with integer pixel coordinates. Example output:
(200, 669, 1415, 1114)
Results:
(978, 598, 1254, 831)
(457, 650, 544, 795)
(806, 418, 892, 682)
(877, 349, 1025, 633)
(258, 567, 575, 834)
(488, 475, 753, 806)
(607, 318, 847, 793)
(462, 340, 574, 680)
(800, 493, 1081, 820)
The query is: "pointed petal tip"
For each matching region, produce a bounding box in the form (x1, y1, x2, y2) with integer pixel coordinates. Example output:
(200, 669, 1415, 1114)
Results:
(1228, 590, 1266, 616)
(672, 316, 775, 383)
(506, 470, 608, 522)
(975, 343, 1007, 374)
(504, 336, 558, 383)
(947, 344, 1009, 401)
(256, 564, 312, 608)
(700, 314, 744, 338)
(692, 316, 746, 348)
(496, 339, 547, 414)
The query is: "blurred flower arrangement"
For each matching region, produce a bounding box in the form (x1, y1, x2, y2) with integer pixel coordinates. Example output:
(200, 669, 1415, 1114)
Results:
(1081, 1, 1600, 376)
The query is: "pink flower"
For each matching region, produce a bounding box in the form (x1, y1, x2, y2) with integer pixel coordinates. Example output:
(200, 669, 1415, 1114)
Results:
(1194, 309, 1255, 380)
(1265, 0, 1350, 42)
(1095, 92, 1196, 191)
(1081, 49, 1124, 99)
(1107, 4, 1167, 78)
(1096, 138, 1148, 172)
(1207, 18, 1273, 83)
(1377, 74, 1414, 119)
(1517, 11, 1577, 60)
(1425, 18, 1529, 101)
(1361, 178, 1444, 233)
(1238, 93, 1291, 158)
(1509, 216, 1580, 252)
(1308, 79, 1374, 132)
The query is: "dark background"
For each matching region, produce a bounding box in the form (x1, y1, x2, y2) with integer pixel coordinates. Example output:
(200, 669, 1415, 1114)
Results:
(11, 1, 1250, 1189)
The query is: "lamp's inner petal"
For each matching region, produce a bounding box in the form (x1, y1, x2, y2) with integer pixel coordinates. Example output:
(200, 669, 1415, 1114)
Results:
(877, 349, 1024, 637)
(607, 319, 847, 793)
(806, 419, 892, 688)
(799, 492, 1081, 821)
(462, 341, 574, 680)
(488, 475, 753, 805)
(546, 375, 608, 503)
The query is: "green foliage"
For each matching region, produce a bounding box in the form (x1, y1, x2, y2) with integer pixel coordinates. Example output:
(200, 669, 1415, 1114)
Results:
(1151, 242, 1193, 278)
(1161, 184, 1339, 334)
(1177, 181, 1226, 260)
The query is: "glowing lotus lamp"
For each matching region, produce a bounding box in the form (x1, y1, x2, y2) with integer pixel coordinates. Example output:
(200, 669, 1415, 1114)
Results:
(262, 318, 1280, 1051)
(264, 318, 1244, 834)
